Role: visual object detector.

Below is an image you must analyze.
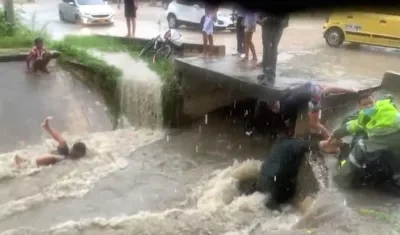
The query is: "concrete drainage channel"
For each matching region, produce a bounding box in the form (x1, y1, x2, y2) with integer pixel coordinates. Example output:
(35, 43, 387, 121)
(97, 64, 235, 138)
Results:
(2, 40, 400, 230)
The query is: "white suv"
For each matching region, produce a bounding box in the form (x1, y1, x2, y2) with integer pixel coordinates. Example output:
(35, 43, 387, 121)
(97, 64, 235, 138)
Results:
(166, 0, 236, 32)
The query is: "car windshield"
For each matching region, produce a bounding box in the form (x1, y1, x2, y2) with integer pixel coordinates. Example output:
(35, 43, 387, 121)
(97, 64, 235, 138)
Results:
(76, 0, 104, 5)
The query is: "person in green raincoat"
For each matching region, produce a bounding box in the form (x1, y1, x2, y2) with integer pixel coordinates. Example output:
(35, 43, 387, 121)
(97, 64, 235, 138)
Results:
(329, 92, 400, 189)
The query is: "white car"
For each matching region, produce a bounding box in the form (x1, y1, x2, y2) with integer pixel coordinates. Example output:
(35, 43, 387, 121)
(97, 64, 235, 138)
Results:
(166, 0, 236, 32)
(58, 0, 115, 25)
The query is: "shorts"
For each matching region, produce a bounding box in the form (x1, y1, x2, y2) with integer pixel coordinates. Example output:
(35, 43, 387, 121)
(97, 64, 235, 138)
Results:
(125, 6, 136, 18)
(57, 144, 69, 157)
(244, 25, 256, 33)
(202, 16, 214, 35)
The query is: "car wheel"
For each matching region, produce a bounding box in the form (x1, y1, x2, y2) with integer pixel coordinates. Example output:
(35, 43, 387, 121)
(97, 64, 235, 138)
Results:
(59, 11, 65, 21)
(167, 14, 178, 29)
(325, 27, 344, 48)
(74, 14, 82, 25)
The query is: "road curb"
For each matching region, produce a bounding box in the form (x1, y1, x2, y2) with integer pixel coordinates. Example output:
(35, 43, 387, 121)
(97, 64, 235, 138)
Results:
(95, 34, 226, 56)
(0, 51, 60, 62)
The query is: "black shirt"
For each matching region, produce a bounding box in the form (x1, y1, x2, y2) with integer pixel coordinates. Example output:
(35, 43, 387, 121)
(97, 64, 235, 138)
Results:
(260, 139, 310, 181)
(280, 84, 312, 122)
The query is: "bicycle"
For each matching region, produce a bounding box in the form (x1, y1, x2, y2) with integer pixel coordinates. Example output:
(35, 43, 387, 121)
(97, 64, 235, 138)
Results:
(139, 20, 183, 63)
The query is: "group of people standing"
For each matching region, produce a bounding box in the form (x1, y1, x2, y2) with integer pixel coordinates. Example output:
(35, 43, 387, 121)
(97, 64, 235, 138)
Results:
(234, 8, 289, 86)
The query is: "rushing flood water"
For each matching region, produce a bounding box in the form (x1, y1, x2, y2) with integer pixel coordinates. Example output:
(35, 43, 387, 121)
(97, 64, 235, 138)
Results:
(1, 50, 400, 234)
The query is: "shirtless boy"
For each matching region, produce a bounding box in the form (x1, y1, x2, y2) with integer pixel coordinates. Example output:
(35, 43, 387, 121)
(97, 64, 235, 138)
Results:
(15, 117, 87, 168)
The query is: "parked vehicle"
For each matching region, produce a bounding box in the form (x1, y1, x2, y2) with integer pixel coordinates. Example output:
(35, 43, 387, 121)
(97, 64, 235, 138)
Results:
(166, 0, 236, 32)
(323, 10, 400, 48)
(58, 0, 115, 25)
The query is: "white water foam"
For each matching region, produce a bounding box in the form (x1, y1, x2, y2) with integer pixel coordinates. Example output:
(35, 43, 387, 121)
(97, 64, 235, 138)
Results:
(0, 127, 164, 223)
(2, 159, 301, 235)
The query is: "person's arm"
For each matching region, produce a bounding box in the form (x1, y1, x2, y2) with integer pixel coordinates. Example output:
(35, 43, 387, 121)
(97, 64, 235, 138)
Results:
(323, 86, 357, 95)
(332, 119, 364, 140)
(26, 51, 34, 70)
(35, 154, 62, 167)
(308, 111, 331, 139)
(134, 0, 138, 9)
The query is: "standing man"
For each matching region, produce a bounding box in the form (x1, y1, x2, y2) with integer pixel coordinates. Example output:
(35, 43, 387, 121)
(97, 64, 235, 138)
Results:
(257, 12, 289, 86)
(118, 0, 138, 37)
(232, 6, 245, 56)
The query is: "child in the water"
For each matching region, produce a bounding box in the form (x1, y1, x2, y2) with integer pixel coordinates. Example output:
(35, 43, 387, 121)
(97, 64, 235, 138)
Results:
(26, 37, 51, 74)
(15, 116, 87, 168)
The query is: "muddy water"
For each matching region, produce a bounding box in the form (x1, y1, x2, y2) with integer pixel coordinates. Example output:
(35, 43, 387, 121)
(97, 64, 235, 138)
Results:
(1, 50, 400, 234)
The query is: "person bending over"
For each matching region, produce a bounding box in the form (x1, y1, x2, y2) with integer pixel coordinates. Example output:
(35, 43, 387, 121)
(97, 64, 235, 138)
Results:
(264, 82, 357, 139)
(15, 116, 87, 168)
(244, 137, 337, 211)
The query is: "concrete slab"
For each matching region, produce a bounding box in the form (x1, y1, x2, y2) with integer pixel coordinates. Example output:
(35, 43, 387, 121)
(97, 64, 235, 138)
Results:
(175, 55, 381, 119)
(0, 61, 113, 153)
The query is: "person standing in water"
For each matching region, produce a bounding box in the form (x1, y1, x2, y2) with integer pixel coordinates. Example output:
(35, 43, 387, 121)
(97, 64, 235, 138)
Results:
(118, 0, 138, 37)
(244, 137, 339, 211)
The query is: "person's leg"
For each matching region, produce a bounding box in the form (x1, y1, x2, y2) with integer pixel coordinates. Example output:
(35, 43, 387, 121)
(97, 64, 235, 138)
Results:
(236, 16, 244, 54)
(248, 31, 257, 61)
(41, 116, 67, 148)
(207, 34, 214, 57)
(32, 59, 41, 73)
(39, 53, 51, 73)
(269, 28, 284, 79)
(200, 32, 208, 57)
(130, 10, 137, 37)
(125, 17, 131, 37)
(242, 30, 250, 60)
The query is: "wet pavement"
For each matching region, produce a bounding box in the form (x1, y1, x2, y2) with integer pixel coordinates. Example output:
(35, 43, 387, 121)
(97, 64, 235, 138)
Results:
(0, 61, 112, 152)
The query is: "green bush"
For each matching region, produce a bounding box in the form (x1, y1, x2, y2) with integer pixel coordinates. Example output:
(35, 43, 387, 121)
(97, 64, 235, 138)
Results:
(0, 8, 49, 48)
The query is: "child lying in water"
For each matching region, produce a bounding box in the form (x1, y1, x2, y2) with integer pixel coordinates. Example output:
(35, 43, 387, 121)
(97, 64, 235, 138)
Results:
(15, 116, 87, 168)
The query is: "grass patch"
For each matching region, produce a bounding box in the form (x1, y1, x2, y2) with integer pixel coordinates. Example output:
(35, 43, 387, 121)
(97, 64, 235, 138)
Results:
(50, 41, 123, 122)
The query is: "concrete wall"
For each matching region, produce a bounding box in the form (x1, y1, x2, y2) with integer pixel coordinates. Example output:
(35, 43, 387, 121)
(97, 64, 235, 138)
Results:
(95, 34, 226, 57)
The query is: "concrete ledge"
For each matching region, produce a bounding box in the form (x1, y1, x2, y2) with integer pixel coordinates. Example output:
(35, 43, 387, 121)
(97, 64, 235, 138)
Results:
(382, 71, 400, 92)
(95, 34, 226, 56)
(0, 51, 60, 62)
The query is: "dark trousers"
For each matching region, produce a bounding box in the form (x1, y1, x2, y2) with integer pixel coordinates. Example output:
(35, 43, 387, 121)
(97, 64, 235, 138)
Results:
(260, 26, 284, 81)
(236, 16, 245, 53)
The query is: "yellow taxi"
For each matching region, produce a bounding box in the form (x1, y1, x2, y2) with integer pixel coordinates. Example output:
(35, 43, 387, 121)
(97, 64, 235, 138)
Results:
(323, 10, 400, 48)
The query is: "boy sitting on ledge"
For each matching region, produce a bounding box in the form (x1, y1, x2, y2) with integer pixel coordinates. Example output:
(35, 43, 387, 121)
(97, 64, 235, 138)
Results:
(26, 37, 51, 74)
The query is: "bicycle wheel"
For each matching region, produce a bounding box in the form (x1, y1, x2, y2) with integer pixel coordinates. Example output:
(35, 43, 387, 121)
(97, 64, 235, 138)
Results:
(139, 38, 156, 57)
(152, 45, 172, 63)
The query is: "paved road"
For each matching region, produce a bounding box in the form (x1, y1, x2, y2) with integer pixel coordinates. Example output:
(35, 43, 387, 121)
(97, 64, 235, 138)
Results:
(16, 0, 400, 79)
